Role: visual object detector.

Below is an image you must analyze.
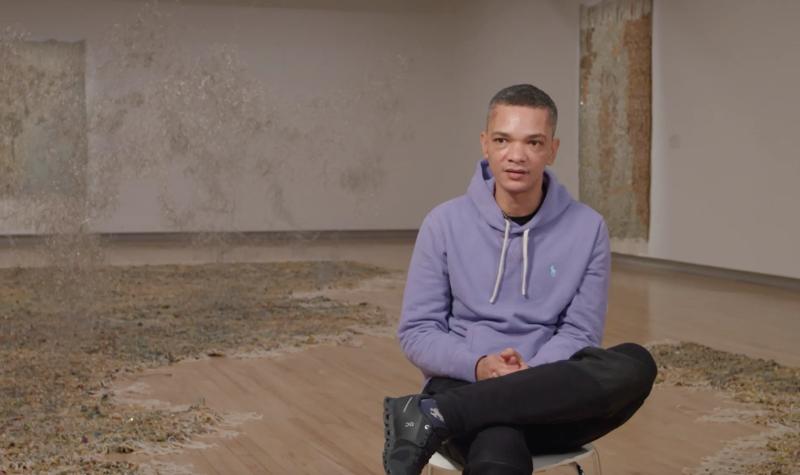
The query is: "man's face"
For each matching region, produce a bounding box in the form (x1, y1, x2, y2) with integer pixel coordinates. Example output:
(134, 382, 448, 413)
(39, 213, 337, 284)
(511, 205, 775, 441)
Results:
(480, 105, 560, 199)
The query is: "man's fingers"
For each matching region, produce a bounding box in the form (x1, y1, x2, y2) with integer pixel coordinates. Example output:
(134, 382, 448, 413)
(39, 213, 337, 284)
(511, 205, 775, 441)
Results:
(479, 352, 531, 380)
(512, 350, 526, 368)
(495, 368, 514, 377)
(499, 348, 525, 367)
(478, 354, 520, 380)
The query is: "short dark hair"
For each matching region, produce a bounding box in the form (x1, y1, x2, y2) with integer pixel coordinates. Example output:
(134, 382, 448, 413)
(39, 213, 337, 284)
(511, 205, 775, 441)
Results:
(488, 84, 558, 134)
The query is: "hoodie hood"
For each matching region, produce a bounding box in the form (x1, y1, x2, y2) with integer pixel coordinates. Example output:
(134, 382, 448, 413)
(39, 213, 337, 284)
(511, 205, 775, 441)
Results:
(467, 160, 575, 302)
(467, 160, 572, 235)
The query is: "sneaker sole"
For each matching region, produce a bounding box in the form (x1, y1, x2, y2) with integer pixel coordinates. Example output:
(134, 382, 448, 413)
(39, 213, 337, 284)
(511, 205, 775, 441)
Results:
(382, 397, 394, 474)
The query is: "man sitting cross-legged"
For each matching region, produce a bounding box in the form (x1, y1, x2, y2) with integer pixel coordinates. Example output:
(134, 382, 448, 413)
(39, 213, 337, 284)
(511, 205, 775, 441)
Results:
(383, 84, 657, 475)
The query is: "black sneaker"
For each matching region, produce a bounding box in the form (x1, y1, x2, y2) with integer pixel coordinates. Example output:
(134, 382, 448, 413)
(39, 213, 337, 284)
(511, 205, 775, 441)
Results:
(383, 394, 450, 475)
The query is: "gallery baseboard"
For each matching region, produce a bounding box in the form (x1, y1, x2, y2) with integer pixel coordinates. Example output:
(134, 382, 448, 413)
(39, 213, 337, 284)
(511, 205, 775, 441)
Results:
(612, 252, 800, 292)
(2, 230, 797, 290)
(0, 229, 420, 246)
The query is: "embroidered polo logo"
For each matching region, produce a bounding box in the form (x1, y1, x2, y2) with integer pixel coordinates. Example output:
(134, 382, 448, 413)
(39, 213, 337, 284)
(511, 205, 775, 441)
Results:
(549, 264, 557, 278)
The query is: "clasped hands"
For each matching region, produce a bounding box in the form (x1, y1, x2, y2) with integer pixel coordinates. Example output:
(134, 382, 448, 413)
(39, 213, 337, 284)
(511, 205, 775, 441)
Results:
(475, 347, 529, 381)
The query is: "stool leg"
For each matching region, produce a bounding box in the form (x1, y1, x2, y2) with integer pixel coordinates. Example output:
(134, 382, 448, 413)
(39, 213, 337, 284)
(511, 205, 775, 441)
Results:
(591, 447, 603, 475)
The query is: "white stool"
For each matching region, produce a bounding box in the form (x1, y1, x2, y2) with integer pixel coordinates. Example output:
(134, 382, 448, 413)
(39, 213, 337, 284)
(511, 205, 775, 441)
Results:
(426, 443, 601, 474)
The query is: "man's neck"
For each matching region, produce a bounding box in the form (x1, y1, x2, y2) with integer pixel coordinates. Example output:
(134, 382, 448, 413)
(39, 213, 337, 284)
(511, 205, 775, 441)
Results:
(494, 183, 544, 218)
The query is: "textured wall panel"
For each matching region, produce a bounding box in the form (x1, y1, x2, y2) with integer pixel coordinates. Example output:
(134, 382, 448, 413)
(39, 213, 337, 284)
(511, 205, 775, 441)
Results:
(579, 0, 651, 241)
(0, 39, 87, 200)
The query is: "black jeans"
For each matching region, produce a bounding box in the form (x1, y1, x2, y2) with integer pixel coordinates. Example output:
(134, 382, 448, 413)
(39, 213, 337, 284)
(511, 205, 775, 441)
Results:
(423, 343, 657, 475)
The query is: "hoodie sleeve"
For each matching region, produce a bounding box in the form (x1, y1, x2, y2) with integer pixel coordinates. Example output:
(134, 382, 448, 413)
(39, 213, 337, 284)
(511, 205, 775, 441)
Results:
(528, 219, 610, 367)
(397, 212, 484, 383)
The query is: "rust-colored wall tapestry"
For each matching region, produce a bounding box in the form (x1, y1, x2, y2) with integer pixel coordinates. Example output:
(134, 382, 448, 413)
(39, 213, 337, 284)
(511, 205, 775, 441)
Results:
(579, 0, 652, 241)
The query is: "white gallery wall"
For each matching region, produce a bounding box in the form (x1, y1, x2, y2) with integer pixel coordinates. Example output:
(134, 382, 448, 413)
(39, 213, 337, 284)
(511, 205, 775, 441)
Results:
(2, 0, 798, 279)
(647, 0, 800, 279)
(0, 0, 583, 234)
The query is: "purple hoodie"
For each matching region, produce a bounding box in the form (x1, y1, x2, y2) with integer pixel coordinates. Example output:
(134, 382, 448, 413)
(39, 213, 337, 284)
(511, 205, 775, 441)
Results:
(398, 160, 610, 383)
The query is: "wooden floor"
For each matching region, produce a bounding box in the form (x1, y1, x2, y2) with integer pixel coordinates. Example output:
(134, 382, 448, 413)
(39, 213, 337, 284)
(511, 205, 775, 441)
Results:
(13, 239, 796, 474)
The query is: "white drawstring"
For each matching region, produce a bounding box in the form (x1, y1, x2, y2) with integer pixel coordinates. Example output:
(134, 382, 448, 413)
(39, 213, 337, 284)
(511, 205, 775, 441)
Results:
(489, 219, 510, 304)
(489, 222, 531, 303)
(522, 228, 529, 297)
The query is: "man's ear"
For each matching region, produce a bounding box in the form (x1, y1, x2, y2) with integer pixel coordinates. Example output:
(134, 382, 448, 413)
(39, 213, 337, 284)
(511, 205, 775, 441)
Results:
(480, 130, 489, 158)
(548, 137, 560, 165)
